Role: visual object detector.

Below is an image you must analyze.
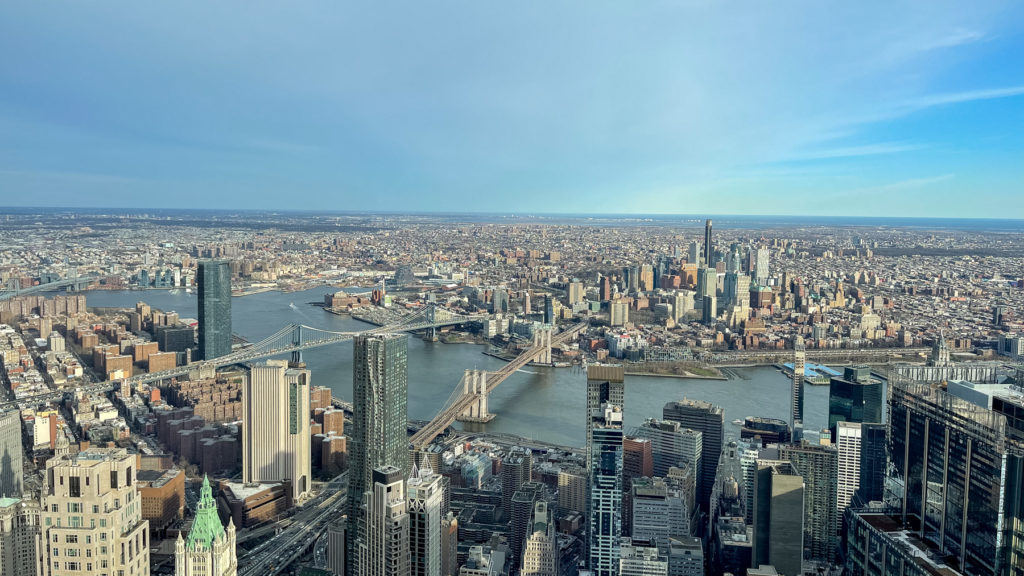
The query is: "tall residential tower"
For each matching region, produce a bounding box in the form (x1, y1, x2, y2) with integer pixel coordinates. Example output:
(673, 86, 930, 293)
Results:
(197, 259, 232, 360)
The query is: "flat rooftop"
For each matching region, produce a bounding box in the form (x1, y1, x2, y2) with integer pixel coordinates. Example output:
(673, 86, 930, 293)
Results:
(859, 513, 962, 576)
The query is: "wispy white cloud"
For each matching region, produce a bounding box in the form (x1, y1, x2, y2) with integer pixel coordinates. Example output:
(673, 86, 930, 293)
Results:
(785, 142, 925, 162)
(907, 85, 1024, 109)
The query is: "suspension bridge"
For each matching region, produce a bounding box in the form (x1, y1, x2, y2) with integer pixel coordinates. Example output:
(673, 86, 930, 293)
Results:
(409, 321, 588, 449)
(0, 304, 486, 410)
(0, 275, 99, 301)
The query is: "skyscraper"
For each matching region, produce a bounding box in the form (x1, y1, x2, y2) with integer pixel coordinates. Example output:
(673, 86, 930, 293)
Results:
(586, 365, 625, 466)
(835, 422, 862, 517)
(588, 403, 624, 576)
(197, 259, 232, 361)
(791, 337, 806, 443)
(887, 378, 1024, 576)
(631, 468, 696, 545)
(827, 376, 882, 437)
(356, 466, 409, 576)
(752, 460, 804, 576)
(521, 501, 558, 576)
(754, 247, 769, 285)
(663, 398, 724, 514)
(780, 443, 839, 564)
(510, 483, 542, 574)
(0, 408, 23, 497)
(634, 418, 702, 478)
(42, 448, 150, 576)
(348, 334, 409, 575)
(854, 422, 886, 506)
(0, 497, 43, 576)
(408, 462, 444, 576)
(501, 447, 532, 522)
(175, 476, 237, 576)
(622, 436, 653, 537)
(242, 360, 311, 500)
(703, 219, 713, 267)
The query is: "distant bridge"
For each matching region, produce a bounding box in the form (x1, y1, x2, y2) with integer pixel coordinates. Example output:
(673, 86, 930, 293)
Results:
(0, 275, 99, 301)
(409, 321, 587, 449)
(0, 304, 485, 410)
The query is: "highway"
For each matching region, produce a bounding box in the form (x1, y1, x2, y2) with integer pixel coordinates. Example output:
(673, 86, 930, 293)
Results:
(237, 473, 347, 576)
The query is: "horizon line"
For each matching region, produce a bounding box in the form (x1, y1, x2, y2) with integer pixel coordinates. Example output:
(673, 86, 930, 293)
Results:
(2, 206, 1023, 223)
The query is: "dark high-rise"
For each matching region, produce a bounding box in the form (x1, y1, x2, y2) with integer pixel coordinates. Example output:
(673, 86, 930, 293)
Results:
(347, 333, 409, 575)
(886, 378, 1024, 576)
(196, 259, 232, 360)
(853, 422, 886, 506)
(703, 218, 713, 266)
(827, 375, 882, 436)
(664, 398, 724, 514)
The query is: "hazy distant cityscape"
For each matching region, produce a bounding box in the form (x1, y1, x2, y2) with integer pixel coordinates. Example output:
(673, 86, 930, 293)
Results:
(1, 208, 1022, 576)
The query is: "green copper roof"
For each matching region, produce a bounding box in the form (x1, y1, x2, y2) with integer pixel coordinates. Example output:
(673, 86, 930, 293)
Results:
(185, 475, 225, 551)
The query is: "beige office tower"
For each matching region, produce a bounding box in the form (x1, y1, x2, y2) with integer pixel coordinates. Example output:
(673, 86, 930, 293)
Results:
(408, 462, 444, 576)
(42, 448, 150, 576)
(522, 501, 559, 576)
(752, 460, 804, 576)
(243, 360, 311, 501)
(1, 497, 45, 576)
(175, 476, 236, 576)
(356, 466, 409, 576)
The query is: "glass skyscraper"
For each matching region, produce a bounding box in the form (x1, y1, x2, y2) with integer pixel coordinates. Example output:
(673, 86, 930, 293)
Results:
(827, 376, 882, 436)
(197, 259, 232, 360)
(885, 378, 1024, 576)
(348, 333, 409, 574)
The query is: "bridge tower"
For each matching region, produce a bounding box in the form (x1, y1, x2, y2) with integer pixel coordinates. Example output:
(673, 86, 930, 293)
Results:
(533, 327, 553, 364)
(456, 369, 495, 429)
(425, 305, 438, 342)
(290, 325, 305, 367)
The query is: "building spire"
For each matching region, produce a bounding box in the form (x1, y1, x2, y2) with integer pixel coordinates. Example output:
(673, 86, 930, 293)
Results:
(185, 475, 226, 551)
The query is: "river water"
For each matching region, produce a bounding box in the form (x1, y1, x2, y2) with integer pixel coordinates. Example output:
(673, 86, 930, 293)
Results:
(76, 288, 841, 448)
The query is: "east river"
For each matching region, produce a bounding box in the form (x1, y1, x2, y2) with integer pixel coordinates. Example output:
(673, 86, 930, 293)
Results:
(76, 288, 854, 448)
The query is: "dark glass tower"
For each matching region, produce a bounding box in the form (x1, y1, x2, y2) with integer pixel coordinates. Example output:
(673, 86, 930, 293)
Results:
(853, 422, 886, 506)
(347, 333, 409, 575)
(887, 378, 1024, 576)
(827, 376, 882, 436)
(703, 218, 713, 266)
(196, 259, 232, 360)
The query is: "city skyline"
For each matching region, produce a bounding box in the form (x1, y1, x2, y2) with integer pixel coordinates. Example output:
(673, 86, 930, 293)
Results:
(2, 2, 1023, 217)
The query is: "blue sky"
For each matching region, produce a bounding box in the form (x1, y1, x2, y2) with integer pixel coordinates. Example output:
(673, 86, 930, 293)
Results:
(1, 2, 1023, 217)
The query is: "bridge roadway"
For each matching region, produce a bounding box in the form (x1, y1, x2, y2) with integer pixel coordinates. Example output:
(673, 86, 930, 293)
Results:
(409, 322, 587, 449)
(0, 305, 484, 411)
(0, 275, 99, 301)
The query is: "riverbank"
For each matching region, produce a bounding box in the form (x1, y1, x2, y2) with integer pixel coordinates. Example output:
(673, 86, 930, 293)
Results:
(623, 370, 727, 381)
